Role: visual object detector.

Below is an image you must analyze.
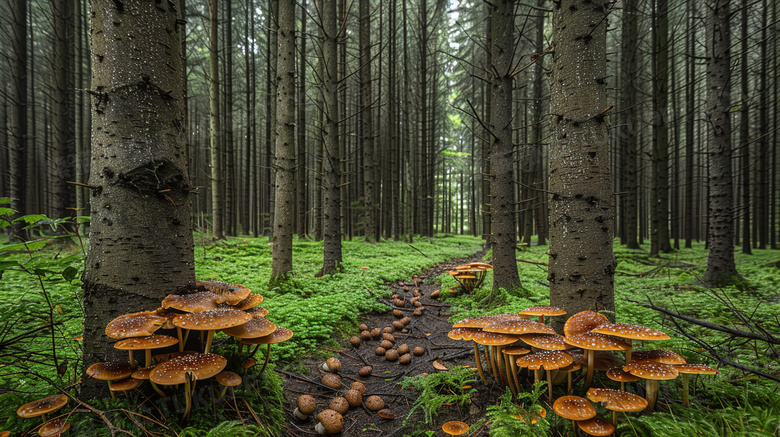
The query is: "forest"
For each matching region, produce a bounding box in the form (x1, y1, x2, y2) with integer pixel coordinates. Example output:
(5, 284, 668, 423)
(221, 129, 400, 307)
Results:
(0, 0, 778, 436)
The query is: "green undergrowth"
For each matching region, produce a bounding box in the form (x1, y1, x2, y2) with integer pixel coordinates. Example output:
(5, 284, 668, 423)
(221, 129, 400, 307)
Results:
(398, 366, 479, 431)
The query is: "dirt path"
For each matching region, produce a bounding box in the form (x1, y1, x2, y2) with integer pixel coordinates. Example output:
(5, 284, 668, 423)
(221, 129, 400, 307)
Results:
(280, 251, 502, 436)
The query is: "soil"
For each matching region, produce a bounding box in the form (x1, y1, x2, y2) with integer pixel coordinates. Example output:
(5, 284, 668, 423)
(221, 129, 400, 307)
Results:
(279, 251, 508, 437)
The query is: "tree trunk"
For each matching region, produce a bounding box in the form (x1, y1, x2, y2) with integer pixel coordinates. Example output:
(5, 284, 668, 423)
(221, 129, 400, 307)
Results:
(490, 0, 521, 290)
(321, 0, 342, 274)
(224, 0, 235, 236)
(620, 0, 639, 249)
(703, 0, 738, 285)
(650, 0, 671, 256)
(9, 0, 27, 224)
(82, 0, 193, 399)
(684, 0, 696, 248)
(548, 0, 615, 328)
(50, 0, 75, 218)
(297, 0, 308, 237)
(481, 6, 492, 245)
(360, 0, 376, 242)
(739, 0, 751, 254)
(271, 0, 296, 280)
(209, 0, 224, 239)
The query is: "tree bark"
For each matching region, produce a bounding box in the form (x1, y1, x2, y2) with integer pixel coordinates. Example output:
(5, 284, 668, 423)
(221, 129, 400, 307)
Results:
(490, 0, 521, 290)
(271, 0, 296, 280)
(296, 0, 308, 237)
(739, 0, 751, 254)
(703, 0, 738, 285)
(548, 0, 615, 328)
(209, 0, 224, 239)
(9, 0, 27, 225)
(360, 0, 376, 242)
(82, 0, 193, 399)
(620, 0, 639, 249)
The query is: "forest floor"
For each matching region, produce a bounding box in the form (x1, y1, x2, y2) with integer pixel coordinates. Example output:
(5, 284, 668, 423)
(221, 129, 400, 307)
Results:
(280, 250, 501, 437)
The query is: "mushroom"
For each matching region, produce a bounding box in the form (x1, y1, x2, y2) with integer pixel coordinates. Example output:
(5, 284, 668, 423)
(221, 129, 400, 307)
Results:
(245, 306, 270, 319)
(215, 370, 242, 402)
(606, 367, 639, 392)
(86, 361, 135, 398)
(345, 389, 362, 408)
(293, 394, 316, 420)
(105, 310, 168, 340)
(377, 408, 395, 419)
(195, 280, 251, 305)
(314, 409, 344, 434)
(351, 381, 367, 394)
(397, 344, 409, 355)
(350, 336, 361, 347)
(114, 334, 179, 368)
(329, 397, 350, 414)
(413, 346, 425, 356)
(321, 357, 341, 373)
(515, 350, 573, 400)
(380, 340, 394, 350)
(552, 395, 597, 432)
(385, 349, 399, 361)
(622, 362, 679, 411)
(150, 352, 227, 421)
(586, 387, 647, 425)
(109, 378, 139, 397)
(441, 420, 470, 436)
(240, 326, 294, 374)
(564, 332, 629, 390)
(673, 363, 718, 407)
(399, 353, 412, 365)
(38, 418, 71, 437)
(471, 330, 520, 386)
(501, 346, 531, 395)
(161, 291, 225, 313)
(375, 346, 387, 356)
(590, 323, 670, 364)
(518, 305, 567, 324)
(577, 416, 615, 436)
(16, 394, 68, 423)
(231, 293, 265, 310)
(321, 373, 341, 390)
(358, 365, 373, 377)
(365, 395, 385, 411)
(173, 308, 252, 354)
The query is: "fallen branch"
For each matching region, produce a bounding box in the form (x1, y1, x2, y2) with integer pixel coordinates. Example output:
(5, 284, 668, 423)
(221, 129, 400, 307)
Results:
(515, 258, 548, 267)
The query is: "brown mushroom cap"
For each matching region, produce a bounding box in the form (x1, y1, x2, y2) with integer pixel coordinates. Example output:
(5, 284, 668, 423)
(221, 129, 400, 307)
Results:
(673, 363, 719, 375)
(563, 311, 610, 336)
(453, 314, 525, 329)
(86, 361, 134, 381)
(321, 373, 341, 389)
(350, 381, 367, 394)
(16, 394, 68, 419)
(246, 306, 270, 318)
(365, 395, 385, 411)
(516, 350, 573, 370)
(632, 349, 687, 365)
(377, 408, 395, 419)
(483, 318, 557, 335)
(397, 344, 409, 355)
(577, 416, 615, 436)
(471, 331, 520, 346)
(591, 323, 670, 341)
(222, 316, 276, 338)
(345, 389, 363, 408)
(570, 351, 620, 371)
(552, 396, 597, 421)
(413, 346, 425, 356)
(195, 280, 252, 305)
(38, 418, 70, 437)
(296, 394, 317, 415)
(231, 293, 265, 310)
(564, 333, 631, 351)
(606, 367, 639, 383)
(114, 334, 179, 351)
(173, 308, 252, 331)
(501, 346, 531, 356)
(105, 310, 167, 339)
(132, 366, 155, 380)
(240, 326, 294, 345)
(329, 397, 350, 414)
(215, 370, 242, 387)
(622, 362, 679, 380)
(399, 353, 412, 364)
(324, 357, 341, 373)
(586, 387, 648, 412)
(150, 352, 227, 385)
(315, 409, 344, 434)
(441, 420, 470, 436)
(109, 378, 139, 392)
(161, 291, 225, 312)
(519, 305, 567, 318)
(385, 349, 400, 361)
(518, 333, 572, 350)
(447, 327, 481, 341)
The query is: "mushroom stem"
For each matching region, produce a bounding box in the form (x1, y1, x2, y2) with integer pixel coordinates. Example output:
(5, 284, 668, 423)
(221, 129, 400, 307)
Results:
(128, 351, 135, 368)
(584, 350, 595, 390)
(150, 380, 166, 397)
(503, 353, 516, 396)
(182, 372, 193, 423)
(646, 379, 659, 412)
(625, 342, 633, 365)
(485, 346, 494, 378)
(258, 344, 272, 375)
(509, 356, 522, 394)
(473, 343, 488, 385)
(145, 350, 153, 368)
(546, 369, 553, 401)
(494, 346, 505, 386)
(612, 410, 617, 426)
(204, 330, 215, 354)
(682, 374, 690, 407)
(176, 327, 185, 352)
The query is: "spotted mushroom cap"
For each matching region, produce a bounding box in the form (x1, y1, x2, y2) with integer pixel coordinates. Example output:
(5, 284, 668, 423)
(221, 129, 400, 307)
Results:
(216, 370, 243, 387)
(150, 352, 227, 385)
(519, 305, 567, 318)
(590, 323, 670, 341)
(161, 291, 225, 312)
(132, 366, 155, 380)
(563, 311, 610, 336)
(447, 327, 481, 341)
(172, 308, 252, 331)
(483, 318, 557, 335)
(441, 420, 470, 436)
(109, 378, 139, 392)
(296, 394, 317, 415)
(16, 394, 68, 419)
(230, 293, 265, 310)
(564, 333, 630, 351)
(518, 333, 572, 350)
(622, 362, 679, 380)
(632, 349, 687, 365)
(245, 306, 270, 318)
(577, 416, 615, 436)
(38, 418, 71, 437)
(195, 280, 251, 305)
(471, 330, 520, 346)
(570, 351, 619, 371)
(453, 314, 527, 329)
(515, 350, 573, 370)
(467, 262, 493, 270)
(552, 396, 597, 421)
(222, 316, 276, 338)
(606, 367, 639, 383)
(240, 326, 294, 345)
(105, 310, 167, 339)
(586, 387, 648, 412)
(114, 334, 178, 351)
(86, 361, 134, 381)
(673, 363, 719, 375)
(501, 346, 531, 356)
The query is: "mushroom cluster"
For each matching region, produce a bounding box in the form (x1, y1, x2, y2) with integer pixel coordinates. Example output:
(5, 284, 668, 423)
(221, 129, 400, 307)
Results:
(448, 262, 493, 292)
(450, 307, 719, 435)
(85, 279, 293, 422)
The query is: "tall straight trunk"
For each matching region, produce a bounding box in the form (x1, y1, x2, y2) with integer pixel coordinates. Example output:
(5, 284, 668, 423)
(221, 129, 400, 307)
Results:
(482, 6, 492, 244)
(321, 0, 341, 274)
(272, 0, 296, 279)
(756, 0, 769, 249)
(82, 0, 193, 399)
(297, 0, 308, 237)
(650, 0, 671, 256)
(338, 0, 349, 240)
(417, 0, 428, 237)
(50, 0, 75, 218)
(264, 0, 279, 236)
(390, 0, 399, 240)
(703, 0, 738, 285)
(9, 0, 27, 223)
(739, 0, 751, 254)
(360, 0, 376, 242)
(209, 0, 224, 239)
(684, 0, 695, 248)
(621, 0, 639, 249)
(402, 0, 412, 240)
(224, 0, 236, 236)
(245, 0, 255, 236)
(532, 0, 547, 245)
(548, 0, 615, 327)
(490, 0, 521, 290)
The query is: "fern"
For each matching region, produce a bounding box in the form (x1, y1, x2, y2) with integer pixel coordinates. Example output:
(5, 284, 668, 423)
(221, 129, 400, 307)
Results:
(398, 366, 478, 426)
(485, 383, 550, 437)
